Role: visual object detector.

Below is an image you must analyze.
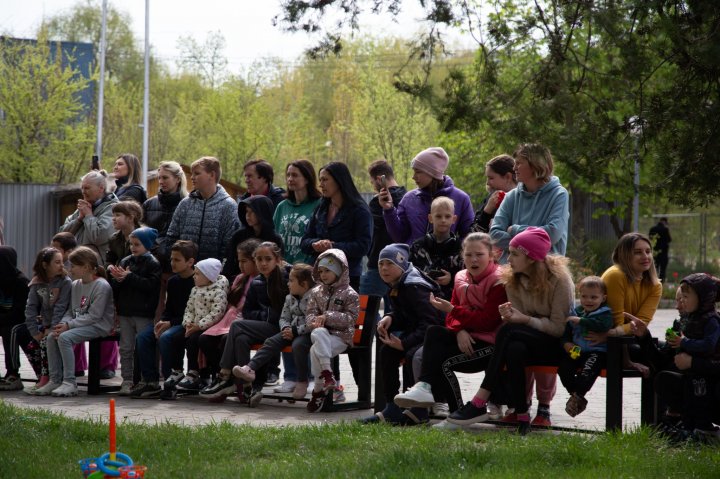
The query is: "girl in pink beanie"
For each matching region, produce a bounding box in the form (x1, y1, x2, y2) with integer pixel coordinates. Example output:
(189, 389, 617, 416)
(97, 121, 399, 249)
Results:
(446, 226, 574, 435)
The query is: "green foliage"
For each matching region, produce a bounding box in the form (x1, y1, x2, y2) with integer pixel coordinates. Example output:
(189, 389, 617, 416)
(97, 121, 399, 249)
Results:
(0, 402, 718, 478)
(0, 35, 94, 183)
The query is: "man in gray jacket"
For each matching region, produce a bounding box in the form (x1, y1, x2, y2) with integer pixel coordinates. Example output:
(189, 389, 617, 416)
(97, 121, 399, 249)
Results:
(163, 156, 240, 262)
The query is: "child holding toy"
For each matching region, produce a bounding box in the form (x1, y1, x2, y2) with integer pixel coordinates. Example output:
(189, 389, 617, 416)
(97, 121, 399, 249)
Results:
(558, 276, 613, 417)
(304, 249, 359, 412)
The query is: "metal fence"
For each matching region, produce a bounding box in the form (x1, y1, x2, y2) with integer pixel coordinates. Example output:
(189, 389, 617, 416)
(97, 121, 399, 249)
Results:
(0, 183, 61, 276)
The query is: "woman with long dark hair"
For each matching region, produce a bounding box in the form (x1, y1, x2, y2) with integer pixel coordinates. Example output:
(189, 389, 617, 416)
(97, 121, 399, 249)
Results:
(300, 162, 372, 291)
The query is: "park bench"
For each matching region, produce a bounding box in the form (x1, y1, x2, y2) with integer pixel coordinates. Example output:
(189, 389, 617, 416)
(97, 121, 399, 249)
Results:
(374, 335, 656, 431)
(254, 294, 380, 411)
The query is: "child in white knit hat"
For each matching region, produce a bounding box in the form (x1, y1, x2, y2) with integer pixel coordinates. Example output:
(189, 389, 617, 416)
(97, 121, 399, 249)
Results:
(177, 258, 229, 391)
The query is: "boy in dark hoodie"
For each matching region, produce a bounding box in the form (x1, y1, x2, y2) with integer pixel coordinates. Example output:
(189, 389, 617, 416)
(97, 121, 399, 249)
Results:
(222, 196, 284, 283)
(649, 273, 720, 440)
(361, 243, 444, 425)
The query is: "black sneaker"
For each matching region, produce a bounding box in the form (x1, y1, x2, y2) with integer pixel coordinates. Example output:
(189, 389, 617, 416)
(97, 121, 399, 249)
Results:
(163, 370, 185, 389)
(160, 387, 177, 400)
(131, 382, 162, 399)
(177, 371, 202, 391)
(447, 401, 489, 425)
(200, 376, 236, 399)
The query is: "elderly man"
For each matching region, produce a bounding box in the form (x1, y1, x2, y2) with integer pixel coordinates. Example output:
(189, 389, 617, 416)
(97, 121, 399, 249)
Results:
(59, 170, 119, 266)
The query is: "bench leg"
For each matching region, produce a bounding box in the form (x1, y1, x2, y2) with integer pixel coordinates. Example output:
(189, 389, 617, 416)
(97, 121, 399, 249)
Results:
(606, 339, 623, 431)
(88, 340, 101, 395)
(640, 375, 657, 426)
(356, 349, 371, 405)
(374, 339, 385, 413)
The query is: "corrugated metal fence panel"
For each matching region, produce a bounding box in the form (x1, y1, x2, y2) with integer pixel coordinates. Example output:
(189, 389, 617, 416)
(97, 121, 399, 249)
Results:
(0, 183, 60, 277)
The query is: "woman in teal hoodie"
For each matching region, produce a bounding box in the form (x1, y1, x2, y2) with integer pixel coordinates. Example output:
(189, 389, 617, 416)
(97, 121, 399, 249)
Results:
(489, 142, 570, 428)
(490, 143, 569, 263)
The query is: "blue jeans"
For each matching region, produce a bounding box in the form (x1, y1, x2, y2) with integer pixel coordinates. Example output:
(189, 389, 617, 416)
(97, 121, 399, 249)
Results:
(136, 324, 184, 381)
(360, 268, 392, 315)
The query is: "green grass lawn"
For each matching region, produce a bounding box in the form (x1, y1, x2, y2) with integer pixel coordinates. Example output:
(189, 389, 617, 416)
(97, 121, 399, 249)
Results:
(0, 401, 717, 478)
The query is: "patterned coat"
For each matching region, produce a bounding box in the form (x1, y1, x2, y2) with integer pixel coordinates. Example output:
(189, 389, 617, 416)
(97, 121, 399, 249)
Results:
(305, 249, 359, 347)
(182, 275, 230, 330)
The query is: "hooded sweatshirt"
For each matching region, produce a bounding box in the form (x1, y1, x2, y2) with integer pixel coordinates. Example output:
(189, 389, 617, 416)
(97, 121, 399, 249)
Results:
(383, 176, 474, 245)
(222, 196, 284, 281)
(273, 196, 322, 265)
(489, 176, 569, 263)
(59, 193, 119, 266)
(305, 249, 360, 347)
(677, 273, 720, 359)
(24, 274, 72, 336)
(0, 246, 30, 327)
(162, 184, 240, 262)
(239, 183, 286, 210)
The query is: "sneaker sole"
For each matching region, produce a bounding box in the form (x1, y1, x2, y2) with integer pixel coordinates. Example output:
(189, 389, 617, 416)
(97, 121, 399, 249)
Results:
(200, 384, 236, 399)
(393, 395, 435, 409)
(446, 412, 489, 426)
(52, 391, 78, 397)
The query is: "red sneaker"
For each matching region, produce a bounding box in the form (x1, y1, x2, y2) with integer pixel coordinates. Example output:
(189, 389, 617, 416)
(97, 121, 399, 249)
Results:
(500, 412, 518, 424)
(319, 370, 337, 393)
(531, 413, 552, 427)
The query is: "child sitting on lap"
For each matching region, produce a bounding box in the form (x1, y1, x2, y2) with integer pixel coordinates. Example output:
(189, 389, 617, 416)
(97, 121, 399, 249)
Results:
(558, 276, 612, 417)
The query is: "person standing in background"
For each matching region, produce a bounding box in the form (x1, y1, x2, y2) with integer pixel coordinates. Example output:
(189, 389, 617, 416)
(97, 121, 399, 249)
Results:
(649, 217, 672, 283)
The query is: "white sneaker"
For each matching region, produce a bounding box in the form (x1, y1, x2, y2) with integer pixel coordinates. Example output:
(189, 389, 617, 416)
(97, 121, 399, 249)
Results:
(394, 381, 435, 408)
(118, 380, 134, 396)
(34, 381, 62, 396)
(487, 402, 503, 420)
(433, 419, 462, 431)
(51, 381, 78, 397)
(273, 381, 296, 393)
(431, 402, 450, 418)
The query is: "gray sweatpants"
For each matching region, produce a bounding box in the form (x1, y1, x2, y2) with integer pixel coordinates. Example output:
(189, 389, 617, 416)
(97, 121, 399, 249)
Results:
(47, 323, 107, 385)
(118, 315, 153, 382)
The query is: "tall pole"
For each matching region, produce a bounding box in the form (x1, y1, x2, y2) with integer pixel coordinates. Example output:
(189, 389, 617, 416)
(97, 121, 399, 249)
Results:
(633, 135, 640, 233)
(141, 0, 150, 188)
(95, 0, 108, 163)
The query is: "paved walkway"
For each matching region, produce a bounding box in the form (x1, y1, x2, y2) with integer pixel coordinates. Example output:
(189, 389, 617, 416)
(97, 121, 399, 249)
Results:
(0, 310, 676, 431)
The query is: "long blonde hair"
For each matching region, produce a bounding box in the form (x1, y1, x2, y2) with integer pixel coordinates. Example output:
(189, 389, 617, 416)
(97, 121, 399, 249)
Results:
(501, 254, 572, 300)
(158, 161, 188, 197)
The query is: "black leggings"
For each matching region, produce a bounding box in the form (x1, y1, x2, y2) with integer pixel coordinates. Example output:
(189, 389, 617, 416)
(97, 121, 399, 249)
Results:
(558, 351, 606, 397)
(418, 325, 494, 412)
(481, 323, 563, 414)
(198, 334, 226, 376)
(655, 370, 720, 430)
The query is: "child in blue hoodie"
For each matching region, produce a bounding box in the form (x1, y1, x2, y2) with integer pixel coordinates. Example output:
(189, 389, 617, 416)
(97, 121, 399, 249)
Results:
(558, 276, 613, 417)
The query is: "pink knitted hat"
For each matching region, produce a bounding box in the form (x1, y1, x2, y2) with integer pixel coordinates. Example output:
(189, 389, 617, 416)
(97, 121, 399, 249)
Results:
(410, 147, 449, 180)
(509, 227, 551, 261)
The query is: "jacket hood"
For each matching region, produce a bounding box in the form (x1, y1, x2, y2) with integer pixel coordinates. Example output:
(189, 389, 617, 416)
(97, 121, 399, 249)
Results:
(0, 246, 20, 284)
(681, 273, 720, 315)
(313, 248, 350, 288)
(518, 176, 562, 196)
(238, 195, 276, 232)
(400, 264, 437, 291)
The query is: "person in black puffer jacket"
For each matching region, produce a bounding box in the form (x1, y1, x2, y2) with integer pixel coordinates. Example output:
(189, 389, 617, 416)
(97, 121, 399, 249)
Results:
(113, 154, 147, 204)
(143, 161, 188, 271)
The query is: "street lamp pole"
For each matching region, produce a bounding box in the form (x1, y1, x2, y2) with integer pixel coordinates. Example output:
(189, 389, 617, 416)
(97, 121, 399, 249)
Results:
(629, 116, 644, 233)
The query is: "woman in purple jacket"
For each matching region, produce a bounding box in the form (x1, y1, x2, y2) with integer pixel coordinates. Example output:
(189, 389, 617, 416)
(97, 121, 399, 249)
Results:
(379, 147, 474, 245)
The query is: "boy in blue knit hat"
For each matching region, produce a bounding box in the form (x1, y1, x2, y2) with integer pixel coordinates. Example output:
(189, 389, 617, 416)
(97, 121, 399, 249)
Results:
(361, 243, 444, 425)
(108, 227, 162, 396)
